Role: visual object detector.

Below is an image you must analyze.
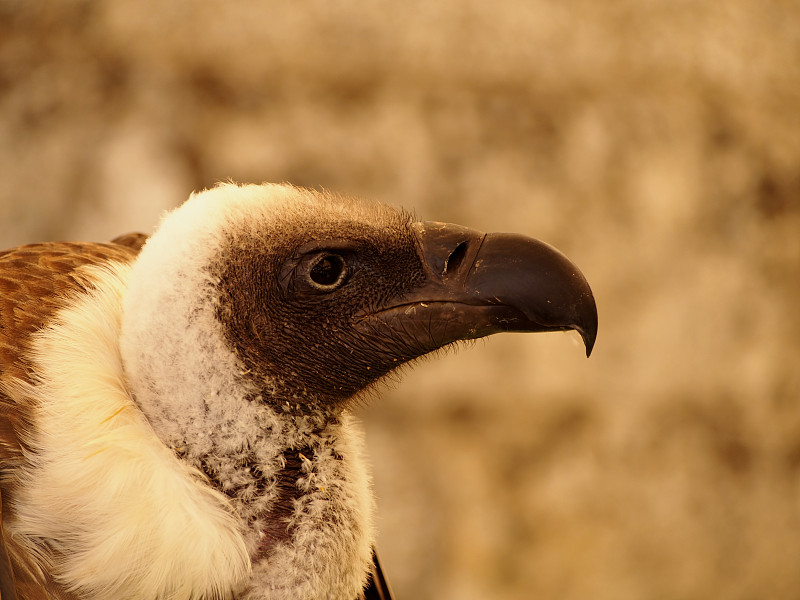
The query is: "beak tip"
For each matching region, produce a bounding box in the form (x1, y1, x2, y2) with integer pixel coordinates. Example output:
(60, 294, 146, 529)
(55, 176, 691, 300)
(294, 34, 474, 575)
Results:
(580, 321, 598, 358)
(584, 336, 596, 358)
(575, 301, 598, 358)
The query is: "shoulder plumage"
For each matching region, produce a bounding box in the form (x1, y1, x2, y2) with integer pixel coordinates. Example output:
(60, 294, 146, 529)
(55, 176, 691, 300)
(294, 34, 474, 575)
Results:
(1, 236, 249, 600)
(0, 239, 145, 600)
(0, 241, 140, 386)
(0, 240, 142, 473)
(1, 240, 143, 473)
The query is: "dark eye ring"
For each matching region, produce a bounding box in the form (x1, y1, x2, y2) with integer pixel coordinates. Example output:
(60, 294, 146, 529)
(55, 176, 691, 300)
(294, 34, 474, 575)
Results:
(308, 253, 348, 290)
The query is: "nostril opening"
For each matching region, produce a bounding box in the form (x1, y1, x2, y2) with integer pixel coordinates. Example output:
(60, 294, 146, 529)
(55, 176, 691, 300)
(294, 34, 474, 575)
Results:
(444, 241, 469, 276)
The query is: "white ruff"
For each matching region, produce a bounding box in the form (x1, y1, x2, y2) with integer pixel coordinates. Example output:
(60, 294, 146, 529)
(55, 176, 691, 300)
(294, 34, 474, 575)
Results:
(7, 262, 251, 600)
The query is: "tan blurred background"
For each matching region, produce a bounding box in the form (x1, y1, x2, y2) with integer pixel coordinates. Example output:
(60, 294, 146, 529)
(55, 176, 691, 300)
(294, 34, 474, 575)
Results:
(2, 1, 800, 598)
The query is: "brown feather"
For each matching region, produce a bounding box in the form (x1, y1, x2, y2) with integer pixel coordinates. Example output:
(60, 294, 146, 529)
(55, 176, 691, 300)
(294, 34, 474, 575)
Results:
(110, 232, 150, 253)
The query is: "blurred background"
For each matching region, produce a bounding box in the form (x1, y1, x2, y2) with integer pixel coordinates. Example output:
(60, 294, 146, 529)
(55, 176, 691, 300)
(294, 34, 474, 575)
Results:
(2, 1, 799, 598)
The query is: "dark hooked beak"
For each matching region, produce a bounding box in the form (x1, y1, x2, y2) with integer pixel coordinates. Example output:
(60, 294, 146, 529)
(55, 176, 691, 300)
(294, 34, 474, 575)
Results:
(356, 221, 598, 357)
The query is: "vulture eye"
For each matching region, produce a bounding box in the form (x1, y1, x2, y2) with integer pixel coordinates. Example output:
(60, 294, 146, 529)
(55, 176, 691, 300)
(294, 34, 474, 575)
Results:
(308, 253, 347, 290)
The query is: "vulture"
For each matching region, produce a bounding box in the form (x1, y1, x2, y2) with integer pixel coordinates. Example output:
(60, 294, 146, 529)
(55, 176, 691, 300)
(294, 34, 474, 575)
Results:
(0, 183, 597, 600)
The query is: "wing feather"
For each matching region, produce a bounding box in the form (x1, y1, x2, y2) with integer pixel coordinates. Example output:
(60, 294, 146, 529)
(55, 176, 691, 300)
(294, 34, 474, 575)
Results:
(361, 548, 395, 600)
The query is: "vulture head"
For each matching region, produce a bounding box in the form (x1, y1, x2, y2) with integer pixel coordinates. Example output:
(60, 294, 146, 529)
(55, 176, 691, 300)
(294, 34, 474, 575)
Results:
(122, 183, 595, 414)
(0, 182, 596, 600)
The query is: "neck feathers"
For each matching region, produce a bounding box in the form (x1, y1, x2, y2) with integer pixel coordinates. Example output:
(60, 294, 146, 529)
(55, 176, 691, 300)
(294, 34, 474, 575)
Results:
(10, 245, 375, 599)
(7, 262, 250, 600)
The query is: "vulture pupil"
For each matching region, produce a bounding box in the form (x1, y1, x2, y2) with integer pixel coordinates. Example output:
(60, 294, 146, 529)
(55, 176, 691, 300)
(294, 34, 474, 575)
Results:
(309, 254, 346, 288)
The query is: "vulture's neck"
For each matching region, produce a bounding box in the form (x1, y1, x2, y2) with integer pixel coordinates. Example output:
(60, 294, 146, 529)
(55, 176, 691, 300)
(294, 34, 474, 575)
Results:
(108, 192, 378, 598)
(116, 234, 376, 598)
(135, 377, 362, 557)
(117, 245, 365, 549)
(124, 356, 376, 599)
